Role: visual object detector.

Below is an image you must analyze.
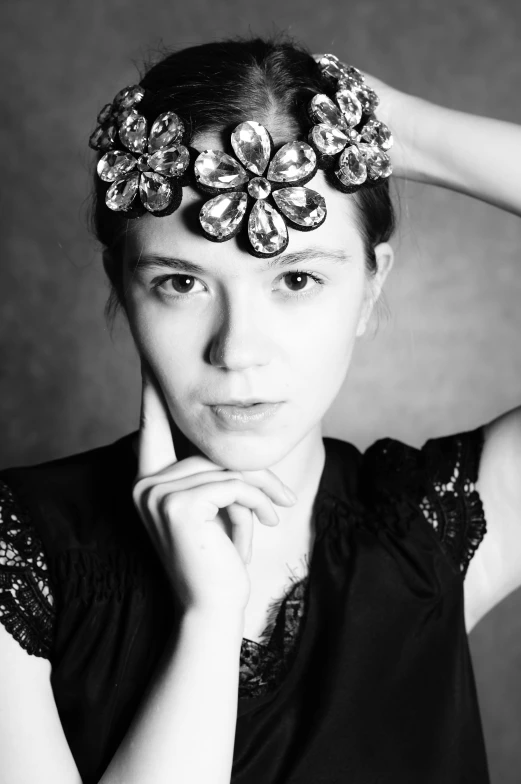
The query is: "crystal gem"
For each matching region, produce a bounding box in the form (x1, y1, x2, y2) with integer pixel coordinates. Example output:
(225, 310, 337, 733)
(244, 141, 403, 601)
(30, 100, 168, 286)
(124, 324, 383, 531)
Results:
(335, 145, 367, 187)
(114, 108, 133, 124)
(272, 187, 326, 228)
(194, 151, 249, 190)
(353, 84, 379, 114)
(358, 144, 392, 179)
(359, 118, 393, 151)
(139, 171, 173, 212)
(247, 177, 271, 199)
(309, 94, 346, 130)
(97, 103, 113, 124)
(345, 64, 365, 84)
(114, 85, 145, 109)
(89, 126, 105, 150)
(97, 151, 137, 182)
(149, 145, 190, 177)
(118, 111, 147, 153)
(99, 124, 118, 151)
(136, 154, 150, 172)
(308, 124, 348, 155)
(106, 172, 140, 211)
(335, 89, 363, 127)
(248, 201, 288, 255)
(231, 121, 271, 176)
(267, 142, 316, 183)
(315, 54, 351, 84)
(148, 112, 184, 153)
(200, 192, 248, 239)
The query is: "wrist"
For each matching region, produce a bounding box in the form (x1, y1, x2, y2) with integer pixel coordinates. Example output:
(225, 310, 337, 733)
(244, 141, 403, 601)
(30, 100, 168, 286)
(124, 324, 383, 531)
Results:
(180, 607, 246, 639)
(391, 91, 456, 186)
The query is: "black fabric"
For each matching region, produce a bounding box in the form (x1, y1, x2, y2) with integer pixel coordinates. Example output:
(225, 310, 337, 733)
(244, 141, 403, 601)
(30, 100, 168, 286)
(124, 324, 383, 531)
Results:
(0, 426, 490, 784)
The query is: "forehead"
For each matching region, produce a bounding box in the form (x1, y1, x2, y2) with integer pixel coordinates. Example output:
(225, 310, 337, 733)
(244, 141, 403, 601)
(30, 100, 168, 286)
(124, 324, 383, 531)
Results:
(124, 168, 364, 268)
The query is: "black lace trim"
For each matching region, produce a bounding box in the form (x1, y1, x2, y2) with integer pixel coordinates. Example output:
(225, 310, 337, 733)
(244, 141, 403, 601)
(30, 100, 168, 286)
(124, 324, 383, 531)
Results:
(419, 427, 487, 577)
(0, 480, 56, 658)
(239, 569, 310, 700)
(364, 428, 487, 578)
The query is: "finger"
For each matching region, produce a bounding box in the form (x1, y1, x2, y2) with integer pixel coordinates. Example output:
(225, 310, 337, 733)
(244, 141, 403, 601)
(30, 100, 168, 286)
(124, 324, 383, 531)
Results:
(137, 468, 296, 508)
(137, 361, 177, 479)
(226, 503, 254, 564)
(178, 479, 280, 528)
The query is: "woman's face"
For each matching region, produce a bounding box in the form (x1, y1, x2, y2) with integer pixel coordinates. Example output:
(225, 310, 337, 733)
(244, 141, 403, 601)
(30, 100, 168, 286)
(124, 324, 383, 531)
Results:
(118, 167, 393, 470)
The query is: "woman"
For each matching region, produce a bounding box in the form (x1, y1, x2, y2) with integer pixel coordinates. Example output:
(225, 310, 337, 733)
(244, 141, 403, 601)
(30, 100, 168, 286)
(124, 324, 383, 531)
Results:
(0, 35, 519, 784)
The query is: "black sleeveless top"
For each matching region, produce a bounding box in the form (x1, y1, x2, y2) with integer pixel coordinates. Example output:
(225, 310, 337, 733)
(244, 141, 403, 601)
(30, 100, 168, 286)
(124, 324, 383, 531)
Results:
(0, 426, 490, 783)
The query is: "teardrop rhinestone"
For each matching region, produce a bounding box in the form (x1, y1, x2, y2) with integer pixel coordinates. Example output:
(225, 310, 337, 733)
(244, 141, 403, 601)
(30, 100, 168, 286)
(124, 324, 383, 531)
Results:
(200, 192, 248, 240)
(353, 84, 379, 114)
(194, 150, 249, 190)
(98, 124, 118, 152)
(231, 121, 271, 176)
(148, 112, 185, 153)
(308, 124, 348, 155)
(248, 201, 288, 256)
(358, 144, 392, 179)
(114, 108, 133, 124)
(97, 151, 137, 182)
(106, 172, 140, 211)
(118, 111, 147, 153)
(149, 145, 190, 177)
(139, 171, 173, 212)
(97, 103, 114, 124)
(335, 145, 367, 187)
(89, 126, 105, 150)
(309, 94, 347, 130)
(315, 53, 347, 82)
(113, 85, 145, 109)
(359, 118, 393, 151)
(272, 187, 326, 228)
(335, 89, 363, 128)
(267, 142, 316, 183)
(247, 177, 271, 199)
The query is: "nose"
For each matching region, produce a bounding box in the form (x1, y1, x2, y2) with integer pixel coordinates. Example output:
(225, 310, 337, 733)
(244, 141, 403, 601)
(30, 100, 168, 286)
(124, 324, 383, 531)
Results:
(208, 287, 273, 370)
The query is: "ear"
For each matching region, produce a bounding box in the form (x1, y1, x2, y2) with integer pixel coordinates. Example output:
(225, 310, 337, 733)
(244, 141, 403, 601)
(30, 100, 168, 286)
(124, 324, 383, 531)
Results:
(356, 242, 394, 337)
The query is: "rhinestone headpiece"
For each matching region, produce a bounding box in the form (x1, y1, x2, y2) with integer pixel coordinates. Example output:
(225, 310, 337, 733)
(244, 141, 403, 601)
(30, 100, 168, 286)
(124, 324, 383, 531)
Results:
(89, 54, 393, 257)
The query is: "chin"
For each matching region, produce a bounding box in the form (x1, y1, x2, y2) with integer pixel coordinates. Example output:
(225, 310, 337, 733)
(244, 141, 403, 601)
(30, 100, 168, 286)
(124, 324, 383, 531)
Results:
(192, 427, 291, 472)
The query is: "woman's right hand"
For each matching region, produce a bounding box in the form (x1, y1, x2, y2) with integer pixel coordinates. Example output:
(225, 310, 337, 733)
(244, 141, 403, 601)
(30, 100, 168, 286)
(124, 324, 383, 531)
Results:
(132, 363, 297, 616)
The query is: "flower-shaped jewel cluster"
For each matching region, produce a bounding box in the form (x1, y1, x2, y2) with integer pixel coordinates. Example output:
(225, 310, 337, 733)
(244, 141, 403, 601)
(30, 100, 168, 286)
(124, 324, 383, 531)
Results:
(307, 54, 393, 193)
(90, 84, 190, 215)
(193, 121, 327, 258)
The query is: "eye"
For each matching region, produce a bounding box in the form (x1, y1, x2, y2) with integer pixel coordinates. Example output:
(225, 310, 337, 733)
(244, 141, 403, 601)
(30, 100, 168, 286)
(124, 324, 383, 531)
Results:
(276, 270, 324, 299)
(154, 274, 203, 296)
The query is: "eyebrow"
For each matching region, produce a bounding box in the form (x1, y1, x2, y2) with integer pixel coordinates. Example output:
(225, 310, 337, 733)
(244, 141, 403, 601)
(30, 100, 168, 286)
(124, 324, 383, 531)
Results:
(128, 247, 352, 274)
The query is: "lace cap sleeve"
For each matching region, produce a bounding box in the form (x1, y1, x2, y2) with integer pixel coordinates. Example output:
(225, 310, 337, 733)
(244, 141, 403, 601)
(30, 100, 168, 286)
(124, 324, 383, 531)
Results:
(364, 425, 487, 579)
(0, 479, 56, 659)
(417, 425, 487, 578)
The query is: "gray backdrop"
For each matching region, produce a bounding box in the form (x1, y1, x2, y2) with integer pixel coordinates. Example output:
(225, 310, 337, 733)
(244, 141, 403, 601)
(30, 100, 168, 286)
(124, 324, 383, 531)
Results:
(1, 0, 520, 780)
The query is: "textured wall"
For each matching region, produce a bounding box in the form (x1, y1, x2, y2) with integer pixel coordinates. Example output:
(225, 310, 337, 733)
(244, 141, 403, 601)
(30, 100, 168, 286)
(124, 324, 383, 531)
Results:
(1, 0, 521, 779)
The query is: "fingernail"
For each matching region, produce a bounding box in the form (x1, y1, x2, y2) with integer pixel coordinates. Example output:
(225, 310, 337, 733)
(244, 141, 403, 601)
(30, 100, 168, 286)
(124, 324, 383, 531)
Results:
(284, 486, 298, 503)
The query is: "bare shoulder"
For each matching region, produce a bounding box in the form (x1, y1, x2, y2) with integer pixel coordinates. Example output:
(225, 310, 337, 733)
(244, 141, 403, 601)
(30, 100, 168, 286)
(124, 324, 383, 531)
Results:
(464, 406, 521, 633)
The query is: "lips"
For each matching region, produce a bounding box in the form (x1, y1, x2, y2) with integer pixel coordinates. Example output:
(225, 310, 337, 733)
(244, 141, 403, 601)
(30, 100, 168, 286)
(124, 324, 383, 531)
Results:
(211, 400, 278, 407)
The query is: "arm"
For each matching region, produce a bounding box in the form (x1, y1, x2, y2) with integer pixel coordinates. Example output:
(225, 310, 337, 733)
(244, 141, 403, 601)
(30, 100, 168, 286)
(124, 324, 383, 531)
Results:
(368, 75, 521, 626)
(99, 609, 245, 784)
(364, 74, 521, 217)
(401, 95, 521, 216)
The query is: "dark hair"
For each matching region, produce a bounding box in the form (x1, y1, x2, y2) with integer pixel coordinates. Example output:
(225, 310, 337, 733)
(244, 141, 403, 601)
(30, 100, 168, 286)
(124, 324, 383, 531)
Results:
(89, 34, 396, 320)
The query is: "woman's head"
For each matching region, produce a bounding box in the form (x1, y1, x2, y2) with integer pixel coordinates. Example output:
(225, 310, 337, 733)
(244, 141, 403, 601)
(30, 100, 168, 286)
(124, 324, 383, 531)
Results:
(92, 35, 396, 469)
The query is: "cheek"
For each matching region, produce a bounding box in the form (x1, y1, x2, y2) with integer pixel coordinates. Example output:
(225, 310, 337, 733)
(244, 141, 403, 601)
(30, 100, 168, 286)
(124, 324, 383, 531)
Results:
(286, 285, 364, 401)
